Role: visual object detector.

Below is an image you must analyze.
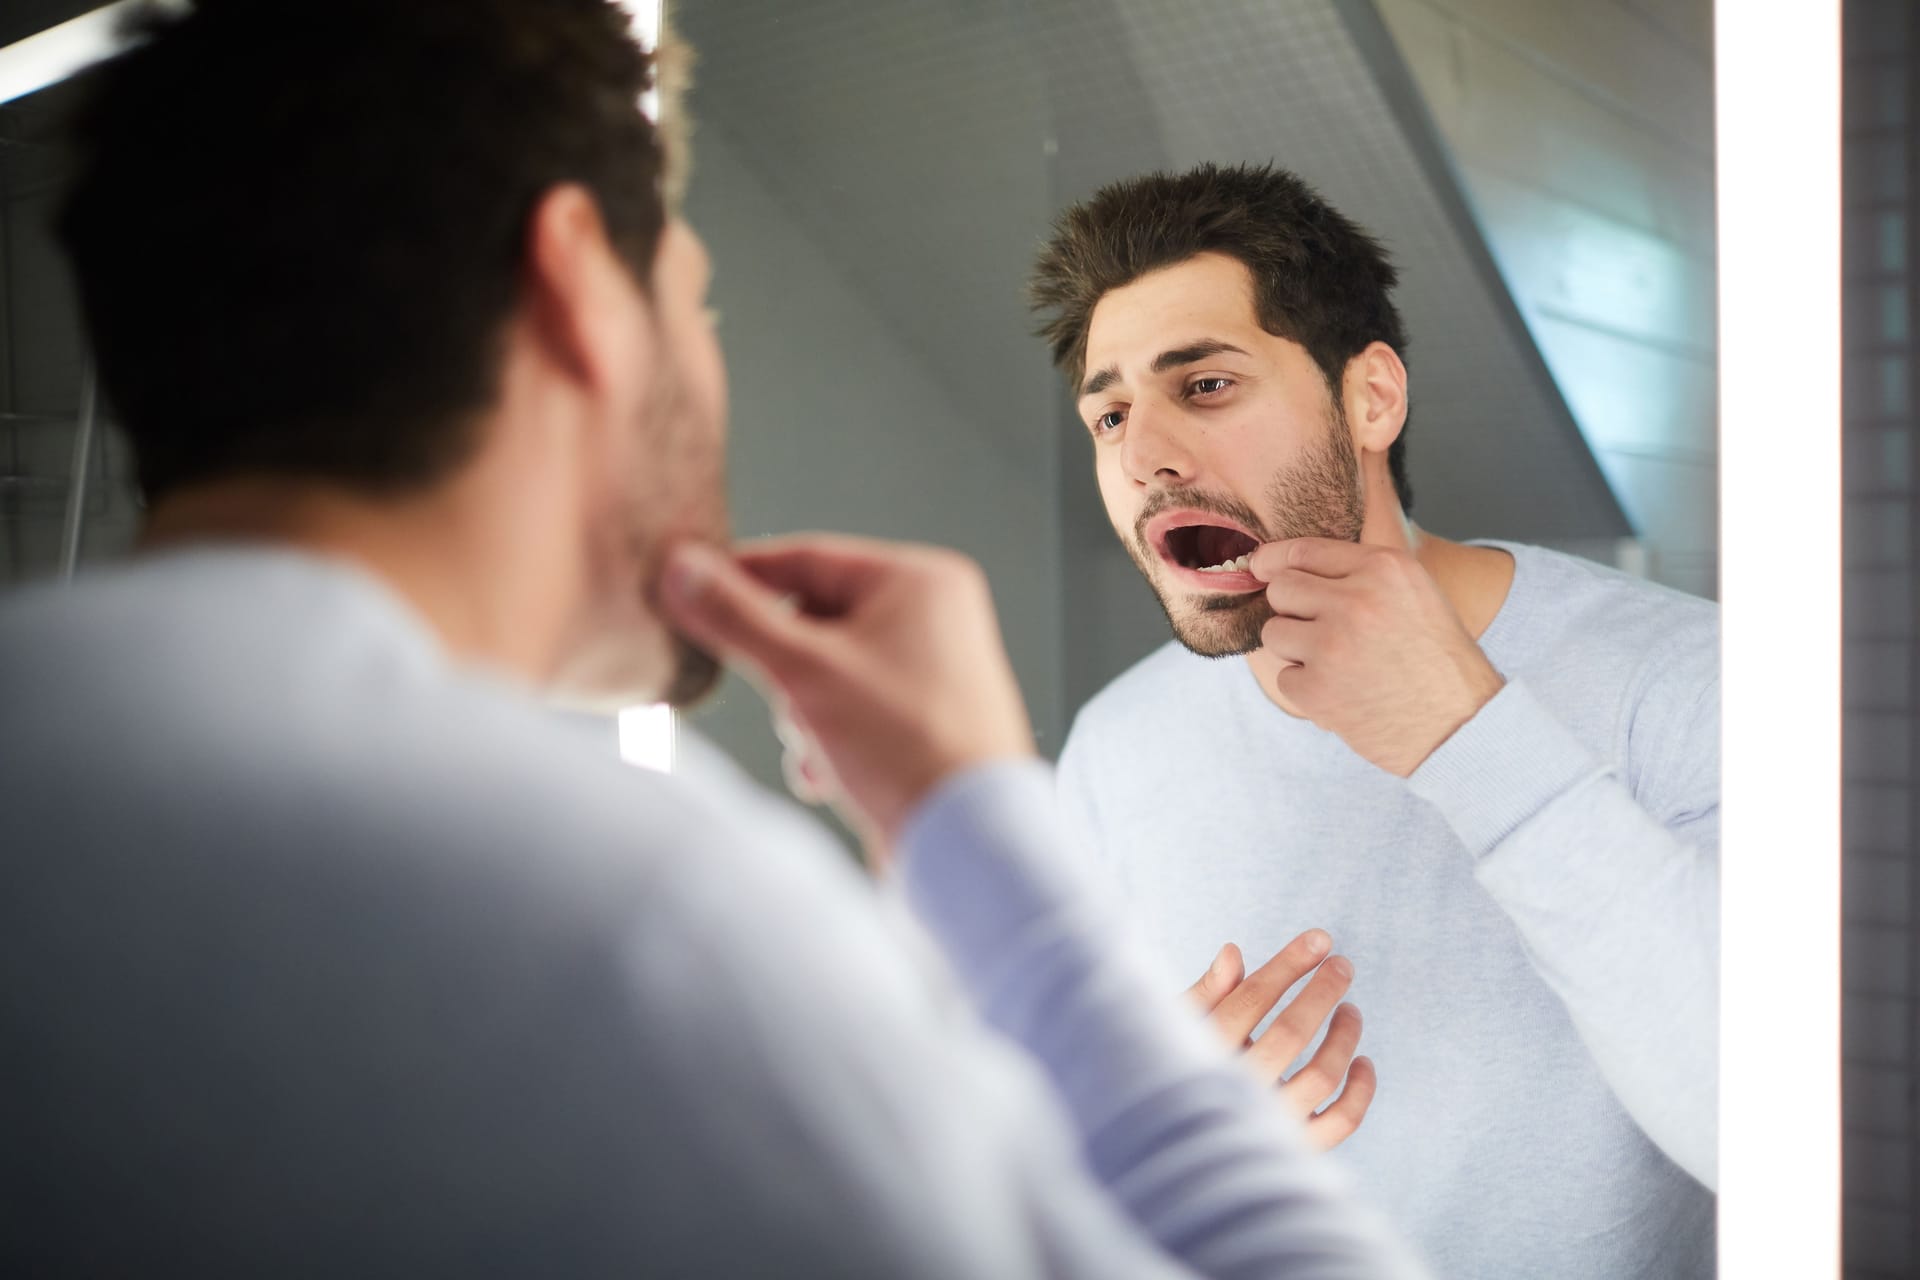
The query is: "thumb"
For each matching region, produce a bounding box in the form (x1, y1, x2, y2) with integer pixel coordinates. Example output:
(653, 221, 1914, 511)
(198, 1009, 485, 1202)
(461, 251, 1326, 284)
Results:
(661, 542, 815, 682)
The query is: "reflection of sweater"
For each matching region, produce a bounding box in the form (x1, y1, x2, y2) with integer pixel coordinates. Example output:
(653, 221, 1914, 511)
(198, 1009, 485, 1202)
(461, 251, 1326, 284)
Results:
(1058, 541, 1719, 1280)
(0, 547, 1425, 1278)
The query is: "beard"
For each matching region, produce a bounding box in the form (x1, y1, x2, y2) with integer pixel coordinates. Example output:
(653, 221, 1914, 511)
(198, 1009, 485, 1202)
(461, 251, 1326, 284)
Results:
(558, 504, 728, 712)
(1126, 401, 1364, 658)
(557, 332, 731, 712)
(659, 625, 723, 707)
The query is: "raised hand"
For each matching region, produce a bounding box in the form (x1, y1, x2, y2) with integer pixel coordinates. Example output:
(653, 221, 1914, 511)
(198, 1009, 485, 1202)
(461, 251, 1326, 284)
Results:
(1185, 933, 1377, 1151)
(659, 535, 1035, 859)
(1249, 539, 1506, 777)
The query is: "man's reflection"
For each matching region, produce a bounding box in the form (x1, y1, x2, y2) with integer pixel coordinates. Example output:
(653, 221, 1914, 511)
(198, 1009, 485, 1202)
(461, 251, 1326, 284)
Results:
(1030, 162, 1719, 1280)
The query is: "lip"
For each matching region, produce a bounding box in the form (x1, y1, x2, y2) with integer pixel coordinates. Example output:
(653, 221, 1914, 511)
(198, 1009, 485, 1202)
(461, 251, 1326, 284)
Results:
(1144, 507, 1266, 594)
(1165, 563, 1265, 593)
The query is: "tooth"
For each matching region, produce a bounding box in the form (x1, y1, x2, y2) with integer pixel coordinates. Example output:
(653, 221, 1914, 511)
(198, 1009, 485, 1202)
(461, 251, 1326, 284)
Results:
(1234, 554, 1250, 570)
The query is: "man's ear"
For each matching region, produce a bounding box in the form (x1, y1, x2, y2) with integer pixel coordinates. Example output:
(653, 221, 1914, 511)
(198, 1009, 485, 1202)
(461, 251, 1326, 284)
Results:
(521, 183, 651, 395)
(1342, 341, 1409, 455)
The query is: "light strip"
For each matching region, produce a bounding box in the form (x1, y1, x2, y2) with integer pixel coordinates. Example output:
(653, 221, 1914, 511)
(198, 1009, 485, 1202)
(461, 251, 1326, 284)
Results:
(2, 1, 658, 112)
(1715, 1, 1842, 1276)
(617, 703, 676, 773)
(0, 1, 158, 106)
(615, 0, 673, 773)
(621, 0, 662, 122)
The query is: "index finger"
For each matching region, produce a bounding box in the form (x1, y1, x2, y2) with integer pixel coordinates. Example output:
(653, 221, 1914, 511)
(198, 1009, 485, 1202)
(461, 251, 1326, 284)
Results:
(1209, 929, 1333, 1044)
(1248, 538, 1370, 582)
(729, 533, 933, 616)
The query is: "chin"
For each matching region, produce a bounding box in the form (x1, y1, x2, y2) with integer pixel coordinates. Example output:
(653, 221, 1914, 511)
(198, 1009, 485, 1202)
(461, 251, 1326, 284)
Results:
(548, 625, 721, 713)
(659, 635, 723, 708)
(1162, 589, 1272, 658)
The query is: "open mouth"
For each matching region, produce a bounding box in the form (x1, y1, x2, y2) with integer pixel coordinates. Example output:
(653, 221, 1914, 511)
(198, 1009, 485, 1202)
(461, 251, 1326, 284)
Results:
(1145, 510, 1263, 580)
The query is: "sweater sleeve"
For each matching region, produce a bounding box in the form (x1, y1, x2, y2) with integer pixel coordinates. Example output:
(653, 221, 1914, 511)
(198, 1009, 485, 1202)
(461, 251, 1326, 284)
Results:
(1406, 675, 1720, 1189)
(899, 760, 1428, 1279)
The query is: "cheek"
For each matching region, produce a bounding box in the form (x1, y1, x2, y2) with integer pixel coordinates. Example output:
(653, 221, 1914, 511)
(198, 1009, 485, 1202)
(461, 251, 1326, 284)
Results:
(1092, 452, 1142, 540)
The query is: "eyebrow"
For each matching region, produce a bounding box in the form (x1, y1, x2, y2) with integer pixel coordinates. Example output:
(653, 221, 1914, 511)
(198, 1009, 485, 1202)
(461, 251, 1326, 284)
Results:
(1078, 339, 1252, 399)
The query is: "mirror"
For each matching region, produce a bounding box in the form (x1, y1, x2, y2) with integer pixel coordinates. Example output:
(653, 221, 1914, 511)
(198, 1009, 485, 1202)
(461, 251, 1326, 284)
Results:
(674, 0, 1718, 777)
(672, 1, 1726, 1276)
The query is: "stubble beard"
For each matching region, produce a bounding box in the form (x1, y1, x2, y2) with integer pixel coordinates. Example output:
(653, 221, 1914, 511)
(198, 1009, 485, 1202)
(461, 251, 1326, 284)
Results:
(569, 346, 731, 711)
(660, 627, 723, 707)
(1128, 403, 1366, 659)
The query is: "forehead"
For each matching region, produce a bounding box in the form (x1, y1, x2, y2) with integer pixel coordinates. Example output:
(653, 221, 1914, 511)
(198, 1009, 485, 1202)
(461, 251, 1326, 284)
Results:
(1084, 252, 1263, 368)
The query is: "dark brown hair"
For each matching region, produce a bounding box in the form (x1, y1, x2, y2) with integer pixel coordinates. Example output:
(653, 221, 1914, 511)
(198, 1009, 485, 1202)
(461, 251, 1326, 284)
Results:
(1029, 162, 1414, 511)
(57, 0, 667, 501)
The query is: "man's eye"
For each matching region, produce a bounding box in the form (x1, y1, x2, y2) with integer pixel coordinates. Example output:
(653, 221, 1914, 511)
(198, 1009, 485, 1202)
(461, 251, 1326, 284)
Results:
(1188, 377, 1233, 397)
(1092, 409, 1126, 434)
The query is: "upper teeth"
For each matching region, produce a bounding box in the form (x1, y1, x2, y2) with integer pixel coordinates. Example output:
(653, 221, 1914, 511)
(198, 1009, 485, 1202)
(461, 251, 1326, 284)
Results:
(1197, 554, 1252, 574)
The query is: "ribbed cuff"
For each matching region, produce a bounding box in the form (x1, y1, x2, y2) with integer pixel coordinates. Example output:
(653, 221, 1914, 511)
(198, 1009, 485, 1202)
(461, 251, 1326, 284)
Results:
(1406, 679, 1608, 858)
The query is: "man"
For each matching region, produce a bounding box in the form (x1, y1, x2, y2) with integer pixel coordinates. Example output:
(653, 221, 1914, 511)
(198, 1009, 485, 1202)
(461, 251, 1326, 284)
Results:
(1031, 164, 1718, 1280)
(0, 6, 1435, 1276)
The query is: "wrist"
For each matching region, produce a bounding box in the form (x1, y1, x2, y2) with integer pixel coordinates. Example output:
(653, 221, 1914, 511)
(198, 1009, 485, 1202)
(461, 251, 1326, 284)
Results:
(1393, 665, 1506, 778)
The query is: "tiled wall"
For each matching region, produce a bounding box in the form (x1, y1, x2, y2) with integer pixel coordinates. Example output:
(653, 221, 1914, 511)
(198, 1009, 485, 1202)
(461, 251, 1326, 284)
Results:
(1376, 0, 1719, 598)
(0, 75, 141, 587)
(1843, 2, 1919, 1275)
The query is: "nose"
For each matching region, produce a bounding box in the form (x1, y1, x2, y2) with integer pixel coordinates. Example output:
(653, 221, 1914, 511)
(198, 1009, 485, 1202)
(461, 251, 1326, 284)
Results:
(1119, 397, 1197, 488)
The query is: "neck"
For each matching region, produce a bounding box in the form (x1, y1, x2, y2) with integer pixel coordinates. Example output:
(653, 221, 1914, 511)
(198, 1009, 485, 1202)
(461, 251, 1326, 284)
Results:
(140, 467, 578, 685)
(1242, 460, 1515, 714)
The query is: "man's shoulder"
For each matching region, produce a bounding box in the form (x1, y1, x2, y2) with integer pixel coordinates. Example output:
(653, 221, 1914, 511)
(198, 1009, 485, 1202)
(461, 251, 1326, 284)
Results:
(0, 552, 807, 910)
(1500, 542, 1718, 678)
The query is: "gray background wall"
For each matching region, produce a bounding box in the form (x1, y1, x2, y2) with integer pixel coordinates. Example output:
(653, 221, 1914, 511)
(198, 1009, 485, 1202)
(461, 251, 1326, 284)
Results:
(682, 120, 1068, 774)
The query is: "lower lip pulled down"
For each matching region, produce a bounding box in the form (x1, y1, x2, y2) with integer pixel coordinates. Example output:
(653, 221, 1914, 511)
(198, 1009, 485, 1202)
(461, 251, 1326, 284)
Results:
(1164, 560, 1264, 593)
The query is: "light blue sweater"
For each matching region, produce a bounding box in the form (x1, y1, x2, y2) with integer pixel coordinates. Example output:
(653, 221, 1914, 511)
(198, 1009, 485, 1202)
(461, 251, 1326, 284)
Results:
(0, 547, 1424, 1277)
(1057, 542, 1719, 1280)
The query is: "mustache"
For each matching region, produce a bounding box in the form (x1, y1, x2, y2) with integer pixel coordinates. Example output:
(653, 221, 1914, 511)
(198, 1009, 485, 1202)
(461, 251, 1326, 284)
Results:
(1132, 488, 1272, 557)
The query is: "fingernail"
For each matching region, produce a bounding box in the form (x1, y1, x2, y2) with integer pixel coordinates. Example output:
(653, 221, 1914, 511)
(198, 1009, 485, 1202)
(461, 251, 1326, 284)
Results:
(664, 543, 720, 601)
(1210, 944, 1235, 977)
(1303, 929, 1331, 957)
(1326, 955, 1353, 979)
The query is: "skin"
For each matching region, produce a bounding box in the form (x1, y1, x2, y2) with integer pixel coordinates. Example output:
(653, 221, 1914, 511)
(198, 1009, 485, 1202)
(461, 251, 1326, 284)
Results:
(1076, 251, 1519, 1140)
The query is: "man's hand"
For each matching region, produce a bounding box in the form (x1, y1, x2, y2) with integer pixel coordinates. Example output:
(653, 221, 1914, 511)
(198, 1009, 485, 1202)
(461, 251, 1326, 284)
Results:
(1249, 539, 1506, 777)
(659, 535, 1035, 859)
(1185, 933, 1375, 1151)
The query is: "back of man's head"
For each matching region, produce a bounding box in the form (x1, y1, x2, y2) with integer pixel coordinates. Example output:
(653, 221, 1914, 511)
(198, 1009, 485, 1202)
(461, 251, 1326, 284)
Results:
(57, 0, 666, 504)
